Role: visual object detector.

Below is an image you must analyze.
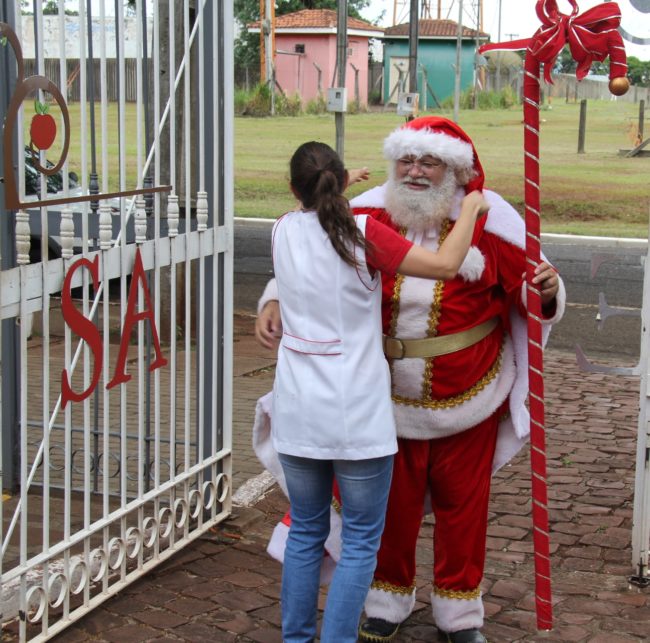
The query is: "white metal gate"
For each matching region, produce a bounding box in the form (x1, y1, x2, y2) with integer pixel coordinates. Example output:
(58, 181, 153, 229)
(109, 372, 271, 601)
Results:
(0, 1, 234, 640)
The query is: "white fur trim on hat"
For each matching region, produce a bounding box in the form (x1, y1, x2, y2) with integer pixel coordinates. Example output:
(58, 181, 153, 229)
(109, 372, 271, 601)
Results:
(383, 127, 474, 169)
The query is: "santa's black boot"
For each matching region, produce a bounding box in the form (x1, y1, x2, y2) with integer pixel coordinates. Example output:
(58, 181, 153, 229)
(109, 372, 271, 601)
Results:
(437, 627, 487, 643)
(358, 617, 401, 642)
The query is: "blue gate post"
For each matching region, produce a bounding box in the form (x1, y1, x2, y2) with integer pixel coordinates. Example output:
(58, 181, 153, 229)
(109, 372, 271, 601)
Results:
(201, 0, 233, 486)
(0, 0, 20, 493)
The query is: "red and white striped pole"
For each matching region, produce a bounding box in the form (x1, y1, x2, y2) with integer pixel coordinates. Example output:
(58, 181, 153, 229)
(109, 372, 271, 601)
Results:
(480, 0, 629, 631)
(522, 50, 552, 630)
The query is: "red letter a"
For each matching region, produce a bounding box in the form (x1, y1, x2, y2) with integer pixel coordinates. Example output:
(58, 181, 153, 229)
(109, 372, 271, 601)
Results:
(107, 248, 168, 390)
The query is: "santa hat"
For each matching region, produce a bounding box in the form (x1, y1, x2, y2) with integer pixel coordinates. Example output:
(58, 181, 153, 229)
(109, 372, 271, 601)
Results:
(383, 116, 485, 192)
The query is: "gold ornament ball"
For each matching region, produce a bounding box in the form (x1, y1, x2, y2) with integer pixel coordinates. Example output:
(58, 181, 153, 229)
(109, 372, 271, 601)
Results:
(609, 76, 630, 96)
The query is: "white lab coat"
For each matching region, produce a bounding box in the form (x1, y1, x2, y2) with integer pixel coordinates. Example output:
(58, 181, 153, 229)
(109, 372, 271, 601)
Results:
(271, 211, 397, 460)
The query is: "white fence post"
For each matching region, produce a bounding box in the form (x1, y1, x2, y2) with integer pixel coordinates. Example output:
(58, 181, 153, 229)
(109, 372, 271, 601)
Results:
(631, 228, 650, 588)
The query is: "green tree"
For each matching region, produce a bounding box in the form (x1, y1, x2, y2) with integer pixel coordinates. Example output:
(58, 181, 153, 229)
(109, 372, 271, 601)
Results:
(235, 0, 264, 70)
(553, 45, 577, 74)
(234, 0, 372, 75)
(590, 59, 610, 76)
(21, 0, 78, 15)
(552, 44, 612, 77)
(627, 56, 650, 87)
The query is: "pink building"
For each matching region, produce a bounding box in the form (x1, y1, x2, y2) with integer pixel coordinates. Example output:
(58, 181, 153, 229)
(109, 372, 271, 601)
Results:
(250, 9, 383, 108)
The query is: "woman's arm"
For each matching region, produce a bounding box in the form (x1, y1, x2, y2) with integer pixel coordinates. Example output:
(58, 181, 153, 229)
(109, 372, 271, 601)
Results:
(347, 167, 370, 186)
(397, 190, 488, 280)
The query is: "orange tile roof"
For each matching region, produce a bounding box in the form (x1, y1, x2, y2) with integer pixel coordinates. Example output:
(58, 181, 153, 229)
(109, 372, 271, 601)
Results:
(252, 9, 383, 33)
(384, 19, 488, 39)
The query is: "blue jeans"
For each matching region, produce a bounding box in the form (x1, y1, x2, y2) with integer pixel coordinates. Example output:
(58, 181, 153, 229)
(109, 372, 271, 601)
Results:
(278, 453, 393, 643)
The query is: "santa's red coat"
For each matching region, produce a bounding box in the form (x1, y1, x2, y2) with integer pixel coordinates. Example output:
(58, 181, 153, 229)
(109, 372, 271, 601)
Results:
(349, 184, 566, 471)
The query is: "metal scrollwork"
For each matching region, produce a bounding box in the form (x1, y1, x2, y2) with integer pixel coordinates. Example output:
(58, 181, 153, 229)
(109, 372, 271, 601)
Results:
(0, 22, 70, 209)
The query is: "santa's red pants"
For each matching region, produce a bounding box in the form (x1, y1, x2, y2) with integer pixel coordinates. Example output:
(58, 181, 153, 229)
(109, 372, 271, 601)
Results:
(374, 409, 500, 596)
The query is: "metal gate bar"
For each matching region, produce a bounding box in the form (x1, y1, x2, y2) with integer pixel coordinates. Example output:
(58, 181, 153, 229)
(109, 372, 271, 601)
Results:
(632, 237, 650, 585)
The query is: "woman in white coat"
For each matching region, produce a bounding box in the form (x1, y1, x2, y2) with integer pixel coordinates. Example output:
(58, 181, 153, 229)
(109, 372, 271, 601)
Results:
(272, 141, 487, 643)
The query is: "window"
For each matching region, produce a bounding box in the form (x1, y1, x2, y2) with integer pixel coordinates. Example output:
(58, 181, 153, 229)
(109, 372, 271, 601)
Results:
(295, 43, 305, 54)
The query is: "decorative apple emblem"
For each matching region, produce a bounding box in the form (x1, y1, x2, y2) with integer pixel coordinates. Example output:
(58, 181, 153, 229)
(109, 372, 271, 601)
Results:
(30, 100, 57, 151)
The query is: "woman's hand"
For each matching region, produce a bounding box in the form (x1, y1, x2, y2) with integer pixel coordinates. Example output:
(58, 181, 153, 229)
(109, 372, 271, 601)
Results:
(347, 167, 370, 186)
(461, 190, 490, 217)
(255, 300, 282, 350)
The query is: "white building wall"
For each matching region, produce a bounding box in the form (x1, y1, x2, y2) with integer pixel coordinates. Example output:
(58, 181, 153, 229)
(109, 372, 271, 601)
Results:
(20, 15, 152, 59)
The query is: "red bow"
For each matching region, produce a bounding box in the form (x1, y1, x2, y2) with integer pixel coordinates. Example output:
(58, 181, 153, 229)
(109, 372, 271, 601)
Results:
(479, 0, 625, 84)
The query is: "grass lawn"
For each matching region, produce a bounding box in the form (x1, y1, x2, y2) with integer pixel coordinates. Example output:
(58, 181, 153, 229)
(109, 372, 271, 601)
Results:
(26, 101, 141, 195)
(39, 100, 648, 238)
(235, 101, 650, 238)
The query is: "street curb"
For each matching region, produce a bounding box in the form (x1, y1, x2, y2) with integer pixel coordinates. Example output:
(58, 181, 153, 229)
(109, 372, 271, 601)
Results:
(221, 506, 266, 534)
(541, 232, 647, 249)
(235, 218, 648, 249)
(232, 470, 277, 507)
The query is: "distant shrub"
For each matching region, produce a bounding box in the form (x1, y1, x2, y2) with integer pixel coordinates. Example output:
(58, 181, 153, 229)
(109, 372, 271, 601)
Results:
(500, 86, 518, 108)
(305, 94, 328, 114)
(476, 90, 503, 109)
(240, 83, 272, 116)
(276, 92, 303, 116)
(368, 88, 382, 105)
(234, 88, 251, 115)
(440, 87, 520, 111)
(347, 100, 361, 115)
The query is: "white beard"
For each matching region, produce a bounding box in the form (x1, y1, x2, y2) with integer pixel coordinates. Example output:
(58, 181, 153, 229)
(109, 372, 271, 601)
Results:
(384, 168, 458, 232)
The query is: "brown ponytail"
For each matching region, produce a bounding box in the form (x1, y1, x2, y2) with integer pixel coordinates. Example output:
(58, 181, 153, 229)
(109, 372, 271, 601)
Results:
(290, 141, 368, 267)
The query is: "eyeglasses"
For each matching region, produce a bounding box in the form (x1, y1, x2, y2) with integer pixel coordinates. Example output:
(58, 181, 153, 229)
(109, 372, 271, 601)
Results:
(396, 157, 444, 172)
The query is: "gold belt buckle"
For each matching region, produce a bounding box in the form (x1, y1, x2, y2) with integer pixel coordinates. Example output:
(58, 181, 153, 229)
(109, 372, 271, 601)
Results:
(384, 336, 406, 359)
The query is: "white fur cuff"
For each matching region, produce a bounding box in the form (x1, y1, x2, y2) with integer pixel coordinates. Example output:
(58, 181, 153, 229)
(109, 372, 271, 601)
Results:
(364, 585, 416, 623)
(458, 246, 485, 282)
(431, 591, 484, 632)
(519, 269, 566, 326)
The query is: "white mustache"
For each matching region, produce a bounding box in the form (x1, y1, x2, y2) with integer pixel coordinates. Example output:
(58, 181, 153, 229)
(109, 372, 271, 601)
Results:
(401, 177, 432, 187)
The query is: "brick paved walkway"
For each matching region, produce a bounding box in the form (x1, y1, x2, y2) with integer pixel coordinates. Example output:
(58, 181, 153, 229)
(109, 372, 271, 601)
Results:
(4, 312, 650, 642)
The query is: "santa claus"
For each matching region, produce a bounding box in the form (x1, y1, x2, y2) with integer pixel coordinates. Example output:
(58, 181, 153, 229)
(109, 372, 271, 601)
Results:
(255, 116, 565, 643)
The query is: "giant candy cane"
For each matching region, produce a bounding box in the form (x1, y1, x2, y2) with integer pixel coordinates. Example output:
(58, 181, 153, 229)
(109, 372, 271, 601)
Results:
(479, 0, 628, 631)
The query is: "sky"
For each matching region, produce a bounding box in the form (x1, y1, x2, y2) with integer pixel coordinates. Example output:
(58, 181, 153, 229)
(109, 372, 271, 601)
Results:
(359, 0, 650, 61)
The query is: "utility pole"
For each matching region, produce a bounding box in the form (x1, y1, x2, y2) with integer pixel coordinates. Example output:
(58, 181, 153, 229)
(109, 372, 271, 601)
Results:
(454, 0, 463, 122)
(496, 0, 502, 92)
(473, 0, 481, 108)
(260, 0, 275, 113)
(260, 0, 274, 82)
(408, 0, 419, 98)
(335, 0, 347, 159)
